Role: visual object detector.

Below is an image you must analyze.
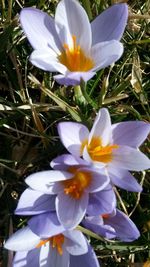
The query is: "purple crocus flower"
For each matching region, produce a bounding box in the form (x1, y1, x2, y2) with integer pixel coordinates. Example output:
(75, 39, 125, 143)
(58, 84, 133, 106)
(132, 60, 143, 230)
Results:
(83, 208, 140, 242)
(15, 154, 116, 229)
(20, 0, 128, 85)
(18, 154, 110, 229)
(58, 108, 150, 192)
(5, 212, 100, 267)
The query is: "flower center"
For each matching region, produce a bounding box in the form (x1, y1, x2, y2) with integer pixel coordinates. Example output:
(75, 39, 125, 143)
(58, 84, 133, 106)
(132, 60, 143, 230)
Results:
(36, 234, 64, 255)
(58, 35, 94, 72)
(63, 166, 91, 199)
(82, 137, 119, 163)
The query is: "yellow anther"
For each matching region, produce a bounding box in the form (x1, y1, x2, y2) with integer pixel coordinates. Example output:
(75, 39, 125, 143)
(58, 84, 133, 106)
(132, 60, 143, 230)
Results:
(58, 35, 94, 72)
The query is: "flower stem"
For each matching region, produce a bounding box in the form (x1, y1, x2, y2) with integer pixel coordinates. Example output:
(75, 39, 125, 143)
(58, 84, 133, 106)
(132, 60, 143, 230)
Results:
(74, 85, 87, 105)
(80, 80, 98, 109)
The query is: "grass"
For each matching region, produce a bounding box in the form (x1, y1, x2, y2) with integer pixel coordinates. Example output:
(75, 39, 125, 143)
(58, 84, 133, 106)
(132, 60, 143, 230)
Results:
(0, 0, 150, 266)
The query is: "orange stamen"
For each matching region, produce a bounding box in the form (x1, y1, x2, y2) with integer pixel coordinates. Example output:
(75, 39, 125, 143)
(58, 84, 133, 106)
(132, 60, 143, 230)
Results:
(58, 35, 94, 72)
(81, 136, 119, 163)
(63, 167, 91, 199)
(101, 213, 110, 219)
(36, 234, 64, 255)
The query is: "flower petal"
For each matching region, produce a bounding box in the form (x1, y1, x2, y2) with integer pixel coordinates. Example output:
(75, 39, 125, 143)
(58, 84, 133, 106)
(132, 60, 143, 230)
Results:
(4, 226, 40, 251)
(51, 154, 89, 170)
(30, 49, 67, 73)
(83, 215, 116, 239)
(54, 71, 96, 86)
(108, 168, 142, 192)
(25, 170, 73, 194)
(20, 8, 61, 53)
(91, 40, 123, 72)
(64, 230, 88, 255)
(28, 212, 65, 238)
(57, 122, 89, 157)
(106, 209, 140, 241)
(89, 108, 112, 146)
(56, 192, 89, 229)
(87, 186, 116, 216)
(13, 249, 40, 267)
(111, 121, 150, 148)
(15, 188, 55, 215)
(111, 145, 150, 171)
(55, 0, 92, 51)
(45, 242, 70, 267)
(82, 167, 109, 193)
(91, 3, 128, 45)
(70, 241, 99, 267)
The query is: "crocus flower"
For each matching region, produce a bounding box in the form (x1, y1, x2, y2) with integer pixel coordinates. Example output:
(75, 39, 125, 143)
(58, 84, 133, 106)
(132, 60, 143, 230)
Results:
(83, 208, 140, 242)
(5, 212, 100, 267)
(58, 108, 150, 191)
(20, 0, 128, 85)
(22, 154, 110, 229)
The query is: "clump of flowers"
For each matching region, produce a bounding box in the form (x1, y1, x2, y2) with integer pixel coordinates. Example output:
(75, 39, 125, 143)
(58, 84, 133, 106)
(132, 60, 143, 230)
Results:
(58, 108, 150, 191)
(5, 107, 150, 266)
(4, 0, 150, 266)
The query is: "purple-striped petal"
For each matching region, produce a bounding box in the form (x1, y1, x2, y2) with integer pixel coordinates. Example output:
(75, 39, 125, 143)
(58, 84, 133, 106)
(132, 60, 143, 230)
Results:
(56, 192, 89, 229)
(57, 122, 89, 157)
(91, 3, 128, 45)
(15, 188, 55, 215)
(111, 121, 150, 148)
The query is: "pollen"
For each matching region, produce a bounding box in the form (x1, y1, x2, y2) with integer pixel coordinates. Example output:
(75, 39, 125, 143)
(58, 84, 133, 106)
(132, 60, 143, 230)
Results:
(101, 213, 110, 219)
(63, 167, 91, 199)
(36, 234, 64, 255)
(84, 136, 119, 163)
(58, 35, 94, 72)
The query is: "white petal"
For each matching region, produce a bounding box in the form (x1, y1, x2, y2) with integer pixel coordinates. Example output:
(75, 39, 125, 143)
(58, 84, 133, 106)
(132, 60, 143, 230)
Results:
(25, 170, 73, 194)
(30, 49, 67, 73)
(57, 122, 89, 157)
(55, 0, 92, 51)
(89, 108, 112, 146)
(4, 227, 40, 251)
